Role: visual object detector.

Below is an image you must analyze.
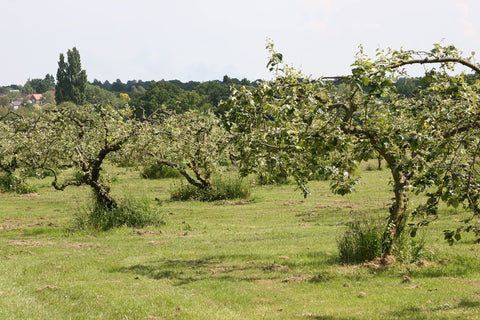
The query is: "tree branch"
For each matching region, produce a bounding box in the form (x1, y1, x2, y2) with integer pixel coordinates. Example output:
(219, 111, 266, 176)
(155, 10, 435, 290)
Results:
(157, 160, 205, 189)
(47, 167, 82, 191)
(390, 57, 480, 73)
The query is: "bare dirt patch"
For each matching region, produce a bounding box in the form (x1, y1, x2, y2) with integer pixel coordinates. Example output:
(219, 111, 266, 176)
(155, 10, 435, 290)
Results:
(363, 255, 396, 269)
(282, 201, 303, 206)
(133, 229, 165, 236)
(23, 193, 41, 198)
(281, 274, 312, 282)
(66, 242, 101, 249)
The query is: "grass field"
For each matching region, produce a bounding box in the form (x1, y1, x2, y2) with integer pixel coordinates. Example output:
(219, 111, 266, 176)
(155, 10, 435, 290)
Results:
(1, 164, 480, 319)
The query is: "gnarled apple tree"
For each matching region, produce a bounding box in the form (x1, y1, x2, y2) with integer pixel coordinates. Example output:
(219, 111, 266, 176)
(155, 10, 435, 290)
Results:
(141, 110, 230, 192)
(35, 103, 141, 209)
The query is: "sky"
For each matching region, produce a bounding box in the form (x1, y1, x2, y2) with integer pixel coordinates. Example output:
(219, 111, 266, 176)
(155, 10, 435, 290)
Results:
(2, 0, 479, 86)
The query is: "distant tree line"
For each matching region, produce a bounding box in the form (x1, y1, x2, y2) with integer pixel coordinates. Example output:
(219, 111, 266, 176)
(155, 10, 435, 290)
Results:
(3, 45, 479, 117)
(87, 75, 259, 115)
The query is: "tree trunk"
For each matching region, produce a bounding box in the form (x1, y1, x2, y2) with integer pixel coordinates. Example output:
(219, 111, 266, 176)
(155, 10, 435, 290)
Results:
(158, 160, 211, 189)
(382, 167, 409, 255)
(90, 181, 117, 210)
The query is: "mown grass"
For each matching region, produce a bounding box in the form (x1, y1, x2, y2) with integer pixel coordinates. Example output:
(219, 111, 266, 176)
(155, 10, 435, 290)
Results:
(1, 163, 480, 319)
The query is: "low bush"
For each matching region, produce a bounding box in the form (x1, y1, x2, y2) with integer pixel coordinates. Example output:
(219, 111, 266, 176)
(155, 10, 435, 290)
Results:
(74, 196, 165, 231)
(23, 168, 55, 178)
(0, 173, 36, 194)
(170, 175, 250, 201)
(141, 163, 181, 179)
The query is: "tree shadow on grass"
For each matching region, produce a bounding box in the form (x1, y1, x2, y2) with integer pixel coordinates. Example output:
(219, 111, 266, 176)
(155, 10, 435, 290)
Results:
(389, 298, 480, 319)
(112, 255, 271, 285)
(298, 313, 369, 320)
(111, 251, 339, 285)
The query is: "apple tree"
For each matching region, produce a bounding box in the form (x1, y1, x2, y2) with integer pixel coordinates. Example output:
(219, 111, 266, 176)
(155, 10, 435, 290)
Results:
(139, 110, 233, 198)
(33, 103, 141, 209)
(222, 41, 480, 254)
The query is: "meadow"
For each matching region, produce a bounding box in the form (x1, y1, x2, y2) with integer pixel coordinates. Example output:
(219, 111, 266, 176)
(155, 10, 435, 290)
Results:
(1, 163, 479, 319)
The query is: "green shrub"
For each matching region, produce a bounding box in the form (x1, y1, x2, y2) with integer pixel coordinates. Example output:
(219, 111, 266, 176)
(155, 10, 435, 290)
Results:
(23, 168, 54, 178)
(0, 173, 36, 194)
(108, 151, 138, 168)
(337, 218, 384, 264)
(113, 159, 138, 168)
(74, 196, 165, 231)
(141, 163, 181, 179)
(170, 176, 250, 201)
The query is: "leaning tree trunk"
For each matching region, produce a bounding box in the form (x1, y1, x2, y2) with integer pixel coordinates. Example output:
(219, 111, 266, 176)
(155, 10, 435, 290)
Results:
(158, 160, 212, 190)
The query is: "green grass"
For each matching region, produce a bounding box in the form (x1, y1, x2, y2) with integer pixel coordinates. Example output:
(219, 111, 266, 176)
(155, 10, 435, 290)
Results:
(1, 163, 480, 319)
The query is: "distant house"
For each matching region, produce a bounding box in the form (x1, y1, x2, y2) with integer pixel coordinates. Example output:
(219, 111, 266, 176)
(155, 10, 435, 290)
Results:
(5, 91, 56, 109)
(28, 94, 43, 104)
(25, 91, 55, 106)
(10, 100, 23, 109)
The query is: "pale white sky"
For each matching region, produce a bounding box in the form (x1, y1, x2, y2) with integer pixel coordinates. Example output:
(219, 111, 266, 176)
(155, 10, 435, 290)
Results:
(1, 0, 479, 86)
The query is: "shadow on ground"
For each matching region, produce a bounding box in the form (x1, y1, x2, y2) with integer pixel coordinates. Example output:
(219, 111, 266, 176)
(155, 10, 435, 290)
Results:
(111, 251, 339, 285)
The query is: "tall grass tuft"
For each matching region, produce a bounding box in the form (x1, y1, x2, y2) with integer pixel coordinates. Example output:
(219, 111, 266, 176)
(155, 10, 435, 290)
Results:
(74, 196, 165, 231)
(338, 218, 430, 264)
(337, 218, 383, 264)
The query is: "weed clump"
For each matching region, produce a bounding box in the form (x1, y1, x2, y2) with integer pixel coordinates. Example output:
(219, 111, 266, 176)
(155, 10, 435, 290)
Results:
(393, 229, 431, 263)
(74, 196, 165, 231)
